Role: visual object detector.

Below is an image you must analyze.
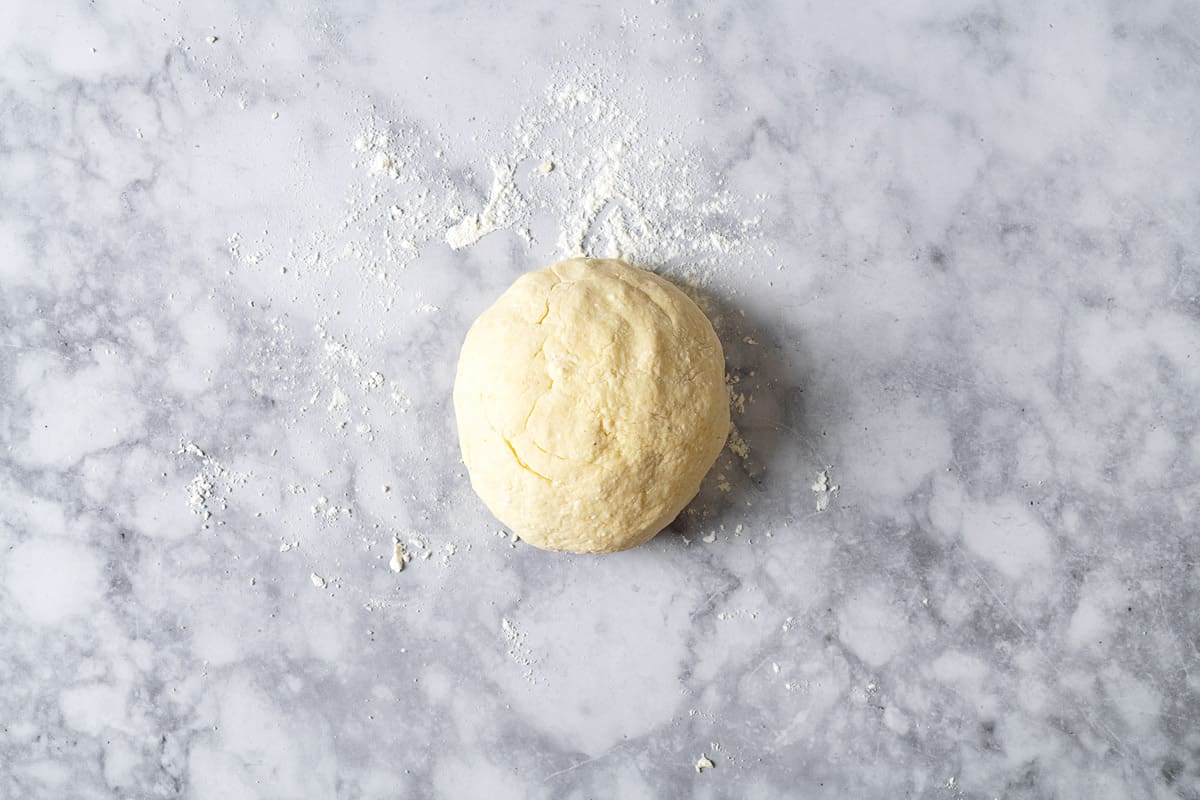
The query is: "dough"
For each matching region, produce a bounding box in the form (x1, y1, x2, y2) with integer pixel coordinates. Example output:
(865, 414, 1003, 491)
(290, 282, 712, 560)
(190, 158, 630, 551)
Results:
(453, 258, 729, 553)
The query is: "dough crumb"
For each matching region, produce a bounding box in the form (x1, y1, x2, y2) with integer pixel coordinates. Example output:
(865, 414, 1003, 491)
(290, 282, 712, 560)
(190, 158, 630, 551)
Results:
(727, 425, 750, 460)
(538, 161, 554, 174)
(310, 573, 327, 589)
(389, 543, 406, 573)
(205, 35, 218, 44)
(811, 468, 840, 511)
(695, 754, 715, 773)
(730, 390, 746, 415)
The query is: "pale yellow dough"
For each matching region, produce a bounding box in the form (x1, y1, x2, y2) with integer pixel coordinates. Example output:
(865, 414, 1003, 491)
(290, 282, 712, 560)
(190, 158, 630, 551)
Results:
(453, 258, 729, 554)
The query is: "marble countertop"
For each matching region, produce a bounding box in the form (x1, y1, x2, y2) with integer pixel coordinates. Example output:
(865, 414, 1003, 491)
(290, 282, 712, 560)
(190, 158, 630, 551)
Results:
(4, 2, 1199, 798)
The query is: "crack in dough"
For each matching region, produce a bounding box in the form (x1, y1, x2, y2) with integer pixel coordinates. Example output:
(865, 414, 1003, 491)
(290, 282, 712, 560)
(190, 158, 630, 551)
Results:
(502, 435, 552, 483)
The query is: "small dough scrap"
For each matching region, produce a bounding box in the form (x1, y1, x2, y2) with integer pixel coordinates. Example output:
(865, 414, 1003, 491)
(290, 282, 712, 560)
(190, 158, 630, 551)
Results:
(453, 258, 729, 554)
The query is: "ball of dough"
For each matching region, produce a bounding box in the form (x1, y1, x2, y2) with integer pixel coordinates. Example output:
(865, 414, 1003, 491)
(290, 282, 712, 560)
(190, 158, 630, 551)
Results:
(453, 257, 729, 554)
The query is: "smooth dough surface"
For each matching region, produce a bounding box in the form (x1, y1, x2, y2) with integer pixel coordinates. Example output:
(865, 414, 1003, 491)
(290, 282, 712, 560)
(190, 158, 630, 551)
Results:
(453, 257, 729, 554)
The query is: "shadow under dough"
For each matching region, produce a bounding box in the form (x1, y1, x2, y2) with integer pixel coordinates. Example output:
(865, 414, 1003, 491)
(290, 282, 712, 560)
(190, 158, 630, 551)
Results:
(656, 285, 823, 548)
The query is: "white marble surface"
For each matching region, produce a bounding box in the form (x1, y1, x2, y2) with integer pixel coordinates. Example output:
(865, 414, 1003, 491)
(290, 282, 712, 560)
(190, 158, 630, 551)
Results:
(3, 1, 1199, 798)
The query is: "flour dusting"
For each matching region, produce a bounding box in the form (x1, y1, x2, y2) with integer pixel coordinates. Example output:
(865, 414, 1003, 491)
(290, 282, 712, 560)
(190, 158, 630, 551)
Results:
(189, 55, 765, 604)
(446, 161, 524, 249)
(438, 70, 762, 287)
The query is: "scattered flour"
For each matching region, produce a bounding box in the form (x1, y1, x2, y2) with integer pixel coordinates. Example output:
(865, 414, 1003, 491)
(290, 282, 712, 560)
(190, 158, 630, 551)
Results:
(812, 468, 840, 512)
(435, 70, 762, 287)
(440, 542, 461, 566)
(186, 474, 214, 520)
(501, 617, 538, 684)
(179, 440, 245, 526)
(182, 54, 766, 601)
(727, 372, 748, 415)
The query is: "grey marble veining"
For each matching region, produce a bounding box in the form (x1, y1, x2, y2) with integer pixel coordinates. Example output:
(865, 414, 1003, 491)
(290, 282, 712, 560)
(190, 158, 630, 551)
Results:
(2, 1, 1199, 798)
